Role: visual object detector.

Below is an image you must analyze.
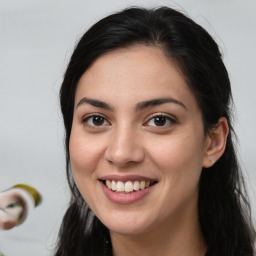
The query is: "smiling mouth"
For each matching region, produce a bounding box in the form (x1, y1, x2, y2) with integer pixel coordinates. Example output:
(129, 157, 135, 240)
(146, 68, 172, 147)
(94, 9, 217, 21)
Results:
(100, 180, 158, 193)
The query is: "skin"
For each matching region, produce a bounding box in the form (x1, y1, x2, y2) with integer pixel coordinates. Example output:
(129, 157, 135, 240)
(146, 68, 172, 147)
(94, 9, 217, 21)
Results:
(70, 45, 228, 256)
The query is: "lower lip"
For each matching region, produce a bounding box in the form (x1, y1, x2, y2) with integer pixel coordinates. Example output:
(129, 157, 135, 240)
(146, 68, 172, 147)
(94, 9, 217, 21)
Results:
(101, 182, 155, 205)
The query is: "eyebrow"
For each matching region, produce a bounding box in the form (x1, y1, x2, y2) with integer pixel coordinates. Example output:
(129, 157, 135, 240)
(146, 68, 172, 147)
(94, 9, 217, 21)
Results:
(135, 98, 187, 111)
(76, 97, 113, 110)
(76, 97, 187, 111)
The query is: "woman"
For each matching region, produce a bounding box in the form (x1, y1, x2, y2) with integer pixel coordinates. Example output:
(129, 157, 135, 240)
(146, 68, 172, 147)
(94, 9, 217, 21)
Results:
(54, 7, 255, 256)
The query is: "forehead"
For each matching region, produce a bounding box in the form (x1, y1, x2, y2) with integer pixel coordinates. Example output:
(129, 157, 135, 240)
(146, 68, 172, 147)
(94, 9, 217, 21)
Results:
(75, 45, 198, 111)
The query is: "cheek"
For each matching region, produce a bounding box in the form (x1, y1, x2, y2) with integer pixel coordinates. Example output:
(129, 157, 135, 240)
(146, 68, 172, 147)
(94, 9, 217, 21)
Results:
(151, 134, 204, 167)
(69, 132, 100, 203)
(69, 130, 103, 205)
(148, 131, 205, 189)
(69, 130, 103, 176)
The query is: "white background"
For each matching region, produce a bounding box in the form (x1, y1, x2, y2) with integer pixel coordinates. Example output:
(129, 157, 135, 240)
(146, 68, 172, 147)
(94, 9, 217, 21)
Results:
(0, 0, 255, 255)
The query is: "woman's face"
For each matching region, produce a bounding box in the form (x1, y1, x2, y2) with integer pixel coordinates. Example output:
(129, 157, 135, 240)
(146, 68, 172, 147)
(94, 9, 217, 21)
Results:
(70, 45, 211, 236)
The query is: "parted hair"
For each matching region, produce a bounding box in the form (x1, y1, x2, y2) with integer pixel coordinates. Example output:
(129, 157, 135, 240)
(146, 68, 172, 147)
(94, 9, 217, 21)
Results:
(55, 6, 255, 256)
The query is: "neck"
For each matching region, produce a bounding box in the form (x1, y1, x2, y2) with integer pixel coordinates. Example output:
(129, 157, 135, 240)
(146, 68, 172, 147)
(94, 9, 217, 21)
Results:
(110, 201, 206, 256)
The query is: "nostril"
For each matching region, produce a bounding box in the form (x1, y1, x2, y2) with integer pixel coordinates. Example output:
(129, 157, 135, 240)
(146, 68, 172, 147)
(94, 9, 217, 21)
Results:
(104, 136, 145, 166)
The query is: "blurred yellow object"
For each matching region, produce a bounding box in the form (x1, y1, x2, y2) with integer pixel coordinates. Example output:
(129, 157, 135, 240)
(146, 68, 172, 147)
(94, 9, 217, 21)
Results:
(12, 184, 42, 207)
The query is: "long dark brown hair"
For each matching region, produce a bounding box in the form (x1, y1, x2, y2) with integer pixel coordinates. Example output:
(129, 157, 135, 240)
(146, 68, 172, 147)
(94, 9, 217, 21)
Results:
(55, 7, 255, 256)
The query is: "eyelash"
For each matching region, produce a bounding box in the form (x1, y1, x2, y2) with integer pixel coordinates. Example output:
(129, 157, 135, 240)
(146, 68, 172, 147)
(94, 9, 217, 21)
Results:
(81, 113, 176, 128)
(144, 113, 176, 127)
(81, 114, 110, 128)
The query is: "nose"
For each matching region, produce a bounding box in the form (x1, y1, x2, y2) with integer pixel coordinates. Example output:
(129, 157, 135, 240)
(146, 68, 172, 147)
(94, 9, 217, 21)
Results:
(104, 126, 145, 167)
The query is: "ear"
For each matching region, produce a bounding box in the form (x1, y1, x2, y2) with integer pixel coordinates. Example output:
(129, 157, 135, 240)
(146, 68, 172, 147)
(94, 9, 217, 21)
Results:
(203, 117, 229, 168)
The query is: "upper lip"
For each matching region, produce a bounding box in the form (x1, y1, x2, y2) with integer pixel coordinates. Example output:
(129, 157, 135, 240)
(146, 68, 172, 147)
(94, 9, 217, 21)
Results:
(99, 174, 157, 182)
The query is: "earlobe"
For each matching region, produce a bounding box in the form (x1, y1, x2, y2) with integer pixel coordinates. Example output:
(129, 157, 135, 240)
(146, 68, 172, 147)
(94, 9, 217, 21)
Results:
(203, 117, 229, 168)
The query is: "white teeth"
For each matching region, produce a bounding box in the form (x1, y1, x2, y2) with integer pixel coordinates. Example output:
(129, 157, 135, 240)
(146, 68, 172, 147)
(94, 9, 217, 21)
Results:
(116, 181, 125, 192)
(140, 181, 146, 190)
(124, 181, 133, 192)
(106, 180, 111, 189)
(133, 181, 140, 191)
(105, 180, 155, 193)
(111, 180, 117, 191)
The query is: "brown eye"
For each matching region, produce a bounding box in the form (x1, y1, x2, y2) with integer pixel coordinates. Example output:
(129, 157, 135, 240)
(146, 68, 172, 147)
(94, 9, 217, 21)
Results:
(83, 115, 110, 127)
(92, 116, 104, 125)
(146, 115, 175, 127)
(153, 116, 167, 126)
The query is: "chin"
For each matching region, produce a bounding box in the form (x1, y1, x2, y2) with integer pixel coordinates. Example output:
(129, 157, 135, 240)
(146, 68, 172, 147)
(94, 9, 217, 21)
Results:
(98, 211, 154, 236)
(107, 223, 147, 236)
